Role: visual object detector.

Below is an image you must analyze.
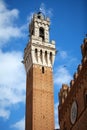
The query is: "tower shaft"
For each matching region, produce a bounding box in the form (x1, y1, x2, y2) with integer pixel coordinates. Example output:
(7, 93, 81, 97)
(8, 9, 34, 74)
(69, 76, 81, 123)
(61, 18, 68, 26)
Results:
(24, 12, 56, 130)
(26, 65, 54, 130)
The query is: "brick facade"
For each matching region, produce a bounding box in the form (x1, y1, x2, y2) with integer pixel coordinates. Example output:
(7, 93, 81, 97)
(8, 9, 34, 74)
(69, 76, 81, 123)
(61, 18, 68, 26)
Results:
(58, 38, 87, 130)
(26, 65, 54, 130)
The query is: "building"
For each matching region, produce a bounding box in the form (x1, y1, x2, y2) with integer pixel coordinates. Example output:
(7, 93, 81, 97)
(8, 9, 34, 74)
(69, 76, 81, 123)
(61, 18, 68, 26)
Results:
(23, 12, 56, 130)
(58, 37, 87, 130)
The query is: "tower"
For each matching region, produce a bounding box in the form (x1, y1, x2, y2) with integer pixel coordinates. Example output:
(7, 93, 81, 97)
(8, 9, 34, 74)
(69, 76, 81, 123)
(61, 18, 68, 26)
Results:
(23, 12, 56, 130)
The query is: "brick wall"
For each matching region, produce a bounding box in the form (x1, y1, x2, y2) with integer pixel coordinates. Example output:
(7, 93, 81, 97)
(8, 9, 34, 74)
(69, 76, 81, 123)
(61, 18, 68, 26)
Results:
(26, 64, 54, 130)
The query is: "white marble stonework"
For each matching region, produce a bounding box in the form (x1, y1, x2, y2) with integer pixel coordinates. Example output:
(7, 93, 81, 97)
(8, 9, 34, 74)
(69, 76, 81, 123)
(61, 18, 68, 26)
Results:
(24, 12, 56, 73)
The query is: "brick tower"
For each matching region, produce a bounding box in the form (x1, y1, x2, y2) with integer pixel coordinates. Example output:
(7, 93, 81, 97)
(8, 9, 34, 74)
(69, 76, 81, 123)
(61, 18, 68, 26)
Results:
(23, 12, 56, 130)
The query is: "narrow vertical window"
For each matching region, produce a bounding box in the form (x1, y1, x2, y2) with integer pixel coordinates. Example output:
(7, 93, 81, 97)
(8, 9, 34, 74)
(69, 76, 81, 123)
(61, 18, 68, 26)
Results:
(42, 67, 44, 74)
(45, 51, 47, 64)
(35, 48, 38, 62)
(50, 52, 52, 64)
(40, 50, 42, 63)
(39, 27, 44, 41)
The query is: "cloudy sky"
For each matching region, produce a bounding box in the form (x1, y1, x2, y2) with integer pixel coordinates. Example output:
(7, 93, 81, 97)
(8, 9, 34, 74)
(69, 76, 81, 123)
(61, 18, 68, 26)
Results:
(0, 0, 87, 129)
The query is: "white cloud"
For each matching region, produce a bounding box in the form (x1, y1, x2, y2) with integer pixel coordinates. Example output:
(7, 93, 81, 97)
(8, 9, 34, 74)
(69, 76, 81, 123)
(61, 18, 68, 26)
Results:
(39, 3, 46, 15)
(0, 50, 26, 119)
(0, 108, 10, 120)
(0, 0, 26, 47)
(27, 12, 34, 24)
(39, 3, 53, 18)
(11, 117, 25, 130)
(54, 66, 72, 87)
(59, 51, 68, 59)
(27, 3, 53, 25)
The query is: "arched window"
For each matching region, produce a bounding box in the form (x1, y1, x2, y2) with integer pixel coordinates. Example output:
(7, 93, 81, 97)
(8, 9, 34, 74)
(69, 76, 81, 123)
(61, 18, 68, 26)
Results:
(50, 52, 52, 64)
(35, 48, 38, 62)
(39, 27, 44, 41)
(38, 15, 41, 19)
(42, 66, 44, 73)
(40, 50, 42, 63)
(45, 51, 47, 64)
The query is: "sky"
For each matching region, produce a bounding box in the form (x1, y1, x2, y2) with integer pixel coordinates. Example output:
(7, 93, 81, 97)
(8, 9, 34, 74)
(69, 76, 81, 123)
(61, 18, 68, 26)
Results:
(0, 0, 87, 129)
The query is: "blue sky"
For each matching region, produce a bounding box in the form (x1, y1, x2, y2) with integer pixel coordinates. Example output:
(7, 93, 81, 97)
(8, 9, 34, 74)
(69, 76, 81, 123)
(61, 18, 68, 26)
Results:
(0, 0, 87, 129)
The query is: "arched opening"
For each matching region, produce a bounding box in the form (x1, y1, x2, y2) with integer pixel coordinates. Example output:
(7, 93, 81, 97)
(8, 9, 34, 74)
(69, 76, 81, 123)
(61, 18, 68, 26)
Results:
(45, 51, 47, 64)
(50, 52, 52, 64)
(40, 50, 43, 63)
(39, 27, 44, 41)
(35, 48, 38, 62)
(38, 15, 41, 19)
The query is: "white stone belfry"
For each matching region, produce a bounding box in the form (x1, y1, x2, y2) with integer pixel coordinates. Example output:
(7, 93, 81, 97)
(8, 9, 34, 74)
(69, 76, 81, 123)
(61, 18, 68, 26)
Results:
(24, 12, 56, 73)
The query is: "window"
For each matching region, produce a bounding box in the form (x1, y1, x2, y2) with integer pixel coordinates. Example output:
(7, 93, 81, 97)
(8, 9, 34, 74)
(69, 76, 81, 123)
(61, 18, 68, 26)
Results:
(40, 50, 42, 62)
(39, 27, 44, 41)
(45, 51, 47, 64)
(50, 52, 52, 64)
(38, 15, 41, 19)
(42, 67, 44, 73)
(35, 49, 38, 62)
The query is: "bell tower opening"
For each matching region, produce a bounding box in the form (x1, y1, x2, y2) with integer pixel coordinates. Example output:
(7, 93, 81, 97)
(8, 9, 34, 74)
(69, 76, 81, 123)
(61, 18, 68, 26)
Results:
(39, 27, 44, 41)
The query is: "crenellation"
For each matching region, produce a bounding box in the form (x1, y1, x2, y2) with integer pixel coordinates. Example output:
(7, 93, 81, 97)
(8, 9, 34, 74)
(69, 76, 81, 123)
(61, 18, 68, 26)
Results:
(77, 64, 82, 72)
(70, 80, 74, 87)
(74, 72, 78, 80)
(81, 37, 87, 60)
(82, 56, 87, 63)
(33, 16, 50, 26)
(59, 84, 69, 105)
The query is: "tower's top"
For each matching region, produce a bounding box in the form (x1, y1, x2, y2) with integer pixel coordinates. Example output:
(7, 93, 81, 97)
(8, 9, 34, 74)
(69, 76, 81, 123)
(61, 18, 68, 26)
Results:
(29, 11, 53, 44)
(23, 11, 56, 73)
(30, 11, 50, 22)
(36, 11, 45, 19)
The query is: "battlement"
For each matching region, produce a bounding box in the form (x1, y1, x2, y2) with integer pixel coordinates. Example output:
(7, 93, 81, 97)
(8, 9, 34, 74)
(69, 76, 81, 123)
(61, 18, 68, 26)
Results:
(59, 84, 70, 105)
(81, 37, 87, 63)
